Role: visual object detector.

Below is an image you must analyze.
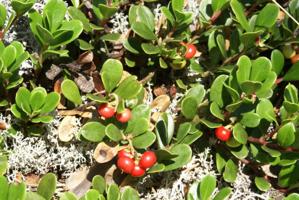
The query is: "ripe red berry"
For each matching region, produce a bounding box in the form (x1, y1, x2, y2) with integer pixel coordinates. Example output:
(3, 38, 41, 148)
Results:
(139, 151, 157, 169)
(115, 108, 132, 123)
(131, 165, 146, 177)
(215, 126, 231, 142)
(118, 149, 132, 159)
(291, 54, 299, 64)
(98, 103, 115, 119)
(117, 157, 134, 174)
(184, 44, 197, 59)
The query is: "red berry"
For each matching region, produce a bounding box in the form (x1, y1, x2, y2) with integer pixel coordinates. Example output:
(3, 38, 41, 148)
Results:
(118, 149, 132, 159)
(131, 165, 146, 177)
(98, 103, 115, 118)
(215, 126, 231, 142)
(139, 151, 157, 169)
(117, 157, 134, 174)
(115, 109, 132, 123)
(184, 44, 197, 59)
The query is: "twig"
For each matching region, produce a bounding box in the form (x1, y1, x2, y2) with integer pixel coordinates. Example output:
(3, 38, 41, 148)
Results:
(248, 136, 299, 153)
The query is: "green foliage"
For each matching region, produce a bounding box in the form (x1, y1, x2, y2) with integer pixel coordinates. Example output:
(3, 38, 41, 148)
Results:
(11, 87, 60, 124)
(29, 0, 83, 60)
(187, 174, 231, 200)
(0, 42, 29, 96)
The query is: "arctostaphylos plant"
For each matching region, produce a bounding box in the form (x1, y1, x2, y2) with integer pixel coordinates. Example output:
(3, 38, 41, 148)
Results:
(28, 0, 83, 67)
(0, 41, 29, 107)
(0, 173, 140, 200)
(10, 87, 60, 135)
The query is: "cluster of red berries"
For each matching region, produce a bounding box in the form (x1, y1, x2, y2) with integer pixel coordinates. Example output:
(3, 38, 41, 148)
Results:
(215, 126, 231, 142)
(181, 42, 197, 60)
(98, 103, 131, 123)
(117, 149, 157, 177)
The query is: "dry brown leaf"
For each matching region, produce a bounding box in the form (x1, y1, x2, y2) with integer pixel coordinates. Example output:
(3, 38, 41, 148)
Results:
(93, 142, 119, 163)
(58, 116, 77, 142)
(25, 174, 40, 187)
(66, 167, 91, 197)
(77, 51, 94, 65)
(104, 164, 117, 185)
(151, 95, 171, 122)
(58, 110, 92, 118)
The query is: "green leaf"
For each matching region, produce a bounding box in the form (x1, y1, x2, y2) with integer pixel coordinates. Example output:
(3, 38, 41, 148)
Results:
(132, 131, 156, 149)
(277, 122, 296, 147)
(2, 45, 16, 70)
(101, 33, 121, 42)
(136, 5, 155, 31)
(68, 7, 93, 32)
(123, 38, 141, 54)
(86, 94, 107, 104)
(44, 0, 67, 32)
(8, 182, 26, 200)
(255, 3, 279, 28)
(216, 153, 226, 173)
(210, 102, 224, 121)
(0, 176, 9, 199)
(61, 79, 82, 106)
(37, 173, 57, 200)
(30, 87, 47, 112)
(235, 59, 251, 79)
(121, 187, 139, 200)
(271, 49, 284, 76)
(105, 124, 123, 142)
(100, 59, 123, 93)
(240, 112, 260, 128)
(212, 0, 228, 11)
(161, 7, 175, 26)
(131, 118, 149, 137)
(15, 87, 31, 115)
(32, 115, 53, 123)
(172, 0, 184, 12)
(92, 175, 106, 194)
(51, 20, 83, 48)
(200, 175, 216, 200)
(210, 75, 228, 107)
(223, 160, 237, 183)
(0, 156, 7, 175)
(181, 96, 198, 119)
(230, 145, 249, 159)
(60, 192, 77, 200)
(284, 194, 299, 200)
(213, 187, 231, 200)
(25, 192, 46, 200)
(278, 164, 299, 187)
(83, 189, 100, 200)
(284, 62, 299, 81)
(261, 145, 281, 157)
(230, 0, 251, 32)
(131, 22, 157, 40)
(0, 4, 7, 29)
(97, 4, 118, 20)
(232, 123, 247, 144)
(11, 0, 35, 16)
(40, 92, 60, 114)
(80, 122, 106, 142)
(176, 122, 192, 143)
(254, 177, 271, 192)
(163, 144, 192, 171)
(114, 76, 142, 99)
(107, 184, 120, 200)
(256, 99, 277, 124)
(141, 43, 161, 54)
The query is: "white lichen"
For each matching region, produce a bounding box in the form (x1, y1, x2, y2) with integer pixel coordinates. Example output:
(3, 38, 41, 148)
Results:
(110, 12, 129, 35)
(138, 148, 217, 200)
(166, 92, 184, 117)
(5, 115, 94, 182)
(185, 0, 201, 27)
